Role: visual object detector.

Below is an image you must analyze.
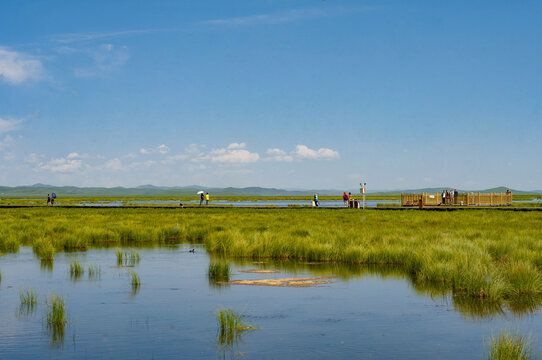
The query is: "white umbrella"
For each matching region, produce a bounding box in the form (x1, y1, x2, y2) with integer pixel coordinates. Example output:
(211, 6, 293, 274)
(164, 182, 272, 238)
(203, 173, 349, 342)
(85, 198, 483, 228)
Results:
(196, 191, 204, 195)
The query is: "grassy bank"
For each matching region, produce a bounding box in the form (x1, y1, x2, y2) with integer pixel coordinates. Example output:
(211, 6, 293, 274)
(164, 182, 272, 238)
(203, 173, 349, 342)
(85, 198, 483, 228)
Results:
(0, 208, 541, 306)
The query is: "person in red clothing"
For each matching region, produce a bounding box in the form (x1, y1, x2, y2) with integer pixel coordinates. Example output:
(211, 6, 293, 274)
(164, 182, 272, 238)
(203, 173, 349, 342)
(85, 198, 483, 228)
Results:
(342, 192, 349, 207)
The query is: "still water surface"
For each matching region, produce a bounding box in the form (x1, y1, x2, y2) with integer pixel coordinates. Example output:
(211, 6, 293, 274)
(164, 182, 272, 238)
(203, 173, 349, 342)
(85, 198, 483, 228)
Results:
(1, 246, 541, 359)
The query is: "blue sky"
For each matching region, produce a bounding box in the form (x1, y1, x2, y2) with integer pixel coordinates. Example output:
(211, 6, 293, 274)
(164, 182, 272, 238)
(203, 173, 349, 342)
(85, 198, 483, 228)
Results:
(0, 1, 541, 190)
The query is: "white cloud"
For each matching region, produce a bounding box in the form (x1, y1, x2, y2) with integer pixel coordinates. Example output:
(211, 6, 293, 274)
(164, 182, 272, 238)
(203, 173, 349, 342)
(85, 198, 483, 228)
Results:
(157, 144, 169, 154)
(265, 148, 294, 162)
(293, 145, 339, 160)
(227, 142, 246, 150)
(0, 48, 43, 84)
(140, 144, 170, 155)
(38, 157, 82, 173)
(265, 145, 339, 161)
(67, 152, 80, 159)
(208, 145, 259, 163)
(0, 117, 23, 133)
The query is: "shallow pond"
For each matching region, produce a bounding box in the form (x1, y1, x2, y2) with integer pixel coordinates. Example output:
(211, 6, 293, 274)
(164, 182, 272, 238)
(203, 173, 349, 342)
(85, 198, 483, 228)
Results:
(1, 246, 541, 359)
(74, 199, 400, 207)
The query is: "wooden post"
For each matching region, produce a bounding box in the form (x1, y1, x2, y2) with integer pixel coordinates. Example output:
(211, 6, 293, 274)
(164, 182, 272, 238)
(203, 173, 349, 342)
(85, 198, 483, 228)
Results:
(478, 192, 480, 206)
(490, 193, 493, 206)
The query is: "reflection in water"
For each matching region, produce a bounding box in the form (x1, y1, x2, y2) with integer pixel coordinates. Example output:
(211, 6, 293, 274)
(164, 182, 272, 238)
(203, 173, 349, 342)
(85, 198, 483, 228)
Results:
(216, 255, 542, 318)
(40, 259, 53, 272)
(47, 321, 65, 348)
(215, 309, 255, 360)
(46, 294, 67, 348)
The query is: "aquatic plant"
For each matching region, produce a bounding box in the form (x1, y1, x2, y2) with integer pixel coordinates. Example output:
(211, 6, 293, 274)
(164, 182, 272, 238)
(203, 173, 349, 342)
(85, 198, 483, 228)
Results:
(215, 309, 256, 346)
(485, 330, 534, 360)
(19, 288, 38, 315)
(46, 294, 66, 327)
(45, 294, 66, 347)
(69, 261, 84, 280)
(129, 270, 141, 286)
(116, 249, 123, 265)
(208, 262, 231, 284)
(116, 249, 140, 266)
(20, 288, 38, 305)
(88, 264, 101, 279)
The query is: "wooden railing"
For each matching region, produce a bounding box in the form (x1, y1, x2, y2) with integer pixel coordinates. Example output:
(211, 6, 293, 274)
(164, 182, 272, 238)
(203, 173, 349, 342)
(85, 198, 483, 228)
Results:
(401, 192, 512, 207)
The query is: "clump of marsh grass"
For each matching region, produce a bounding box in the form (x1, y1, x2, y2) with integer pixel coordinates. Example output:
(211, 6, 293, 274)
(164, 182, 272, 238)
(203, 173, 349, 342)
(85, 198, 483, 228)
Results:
(69, 261, 84, 280)
(215, 309, 256, 346)
(116, 249, 141, 266)
(33, 238, 55, 261)
(46, 294, 66, 346)
(19, 288, 38, 316)
(129, 270, 141, 286)
(0, 233, 19, 253)
(208, 262, 231, 285)
(88, 264, 101, 280)
(485, 330, 534, 360)
(116, 249, 124, 265)
(129, 270, 141, 296)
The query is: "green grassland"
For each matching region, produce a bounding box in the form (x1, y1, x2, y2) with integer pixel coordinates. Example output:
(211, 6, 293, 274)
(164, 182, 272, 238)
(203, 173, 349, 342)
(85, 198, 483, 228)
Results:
(1, 208, 541, 311)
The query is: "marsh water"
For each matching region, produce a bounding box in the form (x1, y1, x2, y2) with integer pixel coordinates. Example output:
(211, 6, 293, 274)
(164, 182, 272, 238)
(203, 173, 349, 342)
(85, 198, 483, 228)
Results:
(1, 246, 541, 359)
(74, 199, 400, 207)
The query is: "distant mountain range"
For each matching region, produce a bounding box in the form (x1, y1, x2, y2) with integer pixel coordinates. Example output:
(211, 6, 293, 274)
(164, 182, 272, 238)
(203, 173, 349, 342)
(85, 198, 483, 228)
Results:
(0, 184, 540, 197)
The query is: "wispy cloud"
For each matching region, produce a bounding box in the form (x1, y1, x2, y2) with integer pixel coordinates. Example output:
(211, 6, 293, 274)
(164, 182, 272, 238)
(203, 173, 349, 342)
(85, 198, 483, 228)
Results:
(0, 135, 15, 152)
(0, 47, 43, 84)
(202, 8, 354, 27)
(38, 157, 83, 173)
(0, 117, 23, 133)
(73, 43, 130, 78)
(140, 144, 170, 155)
(49, 29, 170, 44)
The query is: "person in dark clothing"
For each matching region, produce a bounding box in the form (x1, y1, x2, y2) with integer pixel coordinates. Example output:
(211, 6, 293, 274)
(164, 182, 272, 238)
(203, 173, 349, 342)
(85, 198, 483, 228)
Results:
(200, 193, 204, 206)
(47, 194, 51, 206)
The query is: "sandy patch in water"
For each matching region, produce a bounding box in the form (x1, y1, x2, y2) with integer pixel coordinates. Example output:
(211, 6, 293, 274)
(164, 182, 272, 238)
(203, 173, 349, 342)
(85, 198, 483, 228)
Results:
(240, 269, 280, 274)
(226, 276, 335, 287)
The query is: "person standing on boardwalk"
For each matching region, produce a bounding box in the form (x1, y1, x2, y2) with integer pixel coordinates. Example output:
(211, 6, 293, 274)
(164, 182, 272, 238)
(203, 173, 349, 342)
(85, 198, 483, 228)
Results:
(47, 194, 51, 206)
(205, 192, 210, 206)
(313, 193, 319, 207)
(200, 192, 204, 206)
(442, 190, 446, 205)
(343, 192, 349, 207)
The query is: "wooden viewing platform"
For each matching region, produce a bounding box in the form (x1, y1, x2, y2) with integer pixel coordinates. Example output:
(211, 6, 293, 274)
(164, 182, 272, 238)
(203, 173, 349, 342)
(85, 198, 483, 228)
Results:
(401, 192, 512, 207)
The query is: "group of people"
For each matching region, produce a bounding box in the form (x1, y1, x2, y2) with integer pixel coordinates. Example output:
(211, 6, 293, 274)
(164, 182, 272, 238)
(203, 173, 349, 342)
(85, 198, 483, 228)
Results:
(199, 192, 210, 206)
(342, 192, 353, 207)
(441, 189, 459, 205)
(46, 194, 55, 206)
